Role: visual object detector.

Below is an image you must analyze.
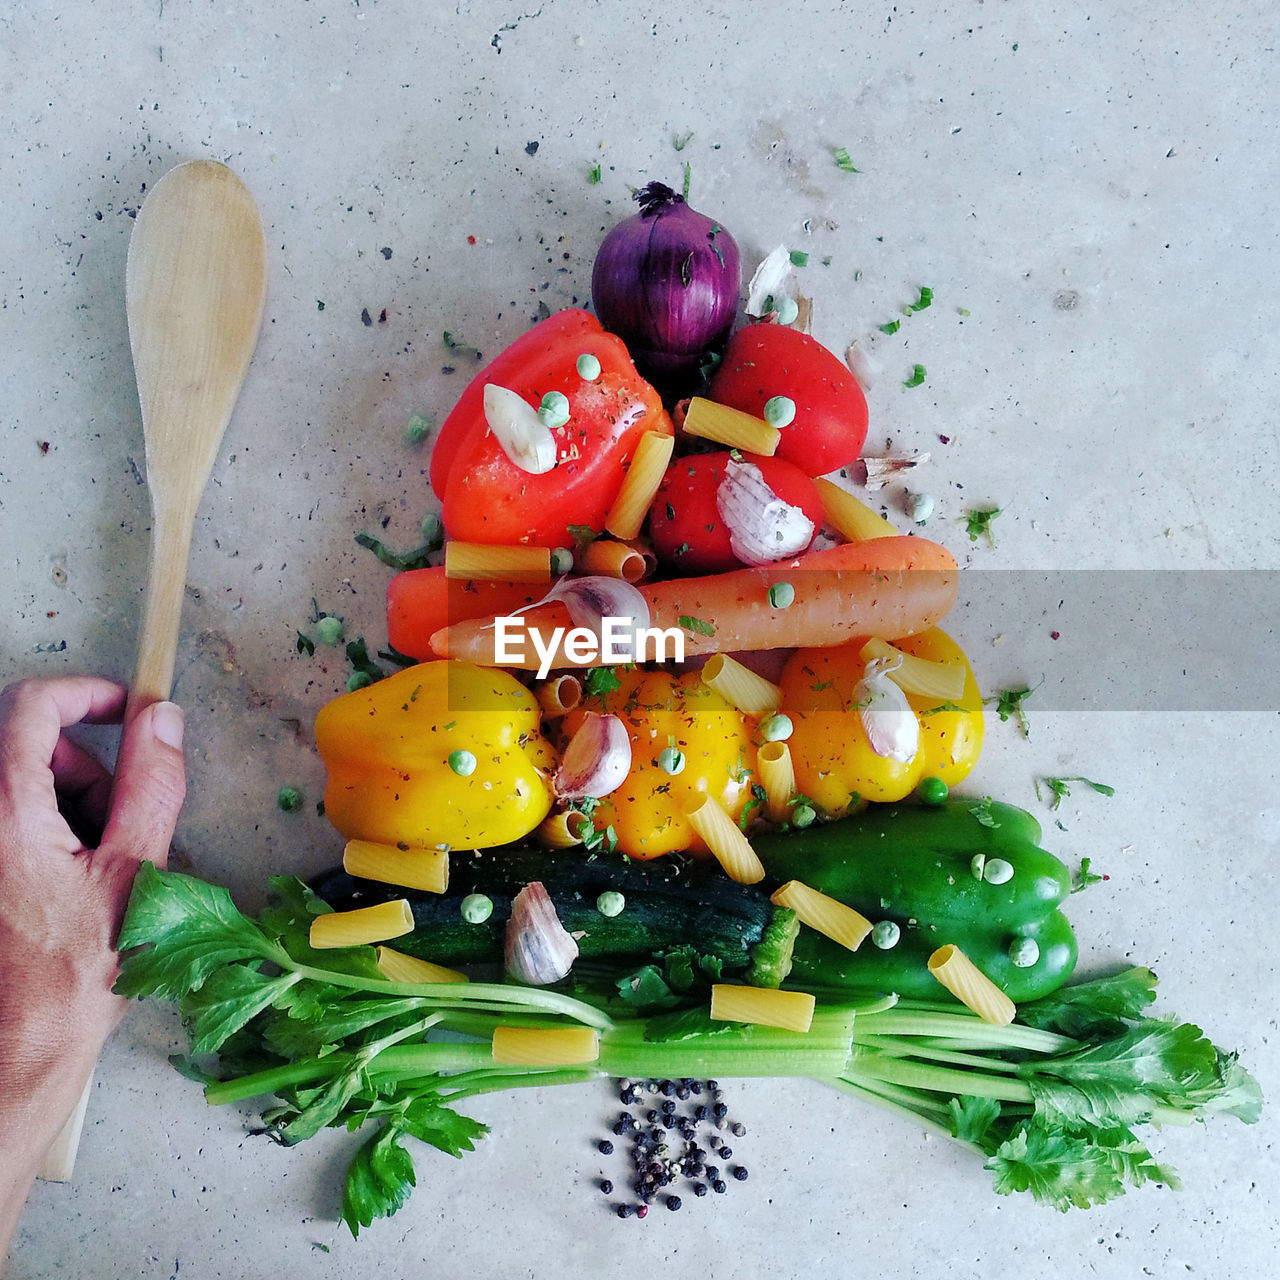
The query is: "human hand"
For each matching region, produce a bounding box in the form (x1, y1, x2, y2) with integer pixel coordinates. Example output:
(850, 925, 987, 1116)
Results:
(0, 676, 186, 1246)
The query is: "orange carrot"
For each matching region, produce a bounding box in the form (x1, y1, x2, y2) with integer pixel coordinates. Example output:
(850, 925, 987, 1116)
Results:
(430, 536, 957, 669)
(387, 568, 545, 660)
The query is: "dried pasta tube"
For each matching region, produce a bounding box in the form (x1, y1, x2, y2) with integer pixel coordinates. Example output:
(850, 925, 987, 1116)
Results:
(310, 899, 414, 949)
(605, 430, 675, 539)
(576, 539, 649, 582)
(700, 653, 784, 719)
(681, 397, 780, 454)
(343, 840, 449, 894)
(491, 1025, 600, 1066)
(928, 944, 1017, 1026)
(815, 477, 899, 541)
(444, 541, 552, 582)
(536, 809, 591, 849)
(757, 740, 796, 822)
(536, 674, 582, 717)
(710, 984, 815, 1033)
(859, 637, 966, 701)
(375, 947, 469, 985)
(686, 796, 765, 884)
(771, 880, 873, 952)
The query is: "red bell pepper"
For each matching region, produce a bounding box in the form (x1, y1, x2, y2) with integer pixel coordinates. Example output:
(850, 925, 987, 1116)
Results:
(430, 309, 672, 547)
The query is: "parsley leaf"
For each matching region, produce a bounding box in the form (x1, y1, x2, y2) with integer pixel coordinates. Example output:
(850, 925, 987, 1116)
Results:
(677, 615, 715, 637)
(962, 506, 1003, 544)
(902, 363, 927, 388)
(834, 146, 861, 172)
(1036, 775, 1116, 811)
(984, 683, 1038, 736)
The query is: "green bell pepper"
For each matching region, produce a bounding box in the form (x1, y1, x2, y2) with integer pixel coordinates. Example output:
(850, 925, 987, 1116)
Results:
(752, 798, 1078, 1002)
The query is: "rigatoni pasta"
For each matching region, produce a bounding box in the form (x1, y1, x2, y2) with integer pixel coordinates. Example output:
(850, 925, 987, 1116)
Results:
(491, 1025, 601, 1066)
(860, 637, 967, 701)
(710, 983, 815, 1033)
(700, 653, 783, 719)
(342, 839, 449, 894)
(757, 740, 796, 822)
(685, 796, 765, 884)
(310, 899, 414, 949)
(536, 674, 582, 717)
(444, 540, 552, 582)
(576, 538, 649, 582)
(771, 879, 874, 952)
(814, 477, 899, 541)
(605, 430, 675, 539)
(928, 944, 1016, 1026)
(375, 946, 469, 985)
(681, 397, 780, 455)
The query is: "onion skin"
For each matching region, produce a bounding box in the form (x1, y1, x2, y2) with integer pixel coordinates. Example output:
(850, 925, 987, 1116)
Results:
(591, 182, 741, 398)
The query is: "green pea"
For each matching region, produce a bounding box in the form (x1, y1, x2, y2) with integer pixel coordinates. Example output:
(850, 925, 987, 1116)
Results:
(916, 775, 948, 806)
(461, 893, 493, 924)
(406, 412, 432, 443)
(760, 713, 793, 743)
(970, 853, 986, 882)
(576, 352, 602, 381)
(549, 547, 575, 575)
(315, 614, 344, 646)
(871, 920, 901, 949)
(347, 670, 373, 692)
(1008, 936, 1040, 968)
(277, 786, 304, 813)
(791, 803, 817, 829)
(657, 746, 685, 775)
(763, 395, 797, 429)
(420, 511, 444, 543)
(768, 581, 795, 609)
(774, 296, 799, 324)
(448, 749, 478, 777)
(538, 390, 571, 429)
(596, 891, 626, 918)
(983, 857, 1014, 885)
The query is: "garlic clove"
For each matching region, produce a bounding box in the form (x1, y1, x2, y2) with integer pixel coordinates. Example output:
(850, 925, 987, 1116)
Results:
(746, 244, 794, 318)
(483, 383, 559, 475)
(505, 881, 579, 985)
(854, 655, 920, 763)
(861, 452, 931, 491)
(715, 457, 816, 566)
(554, 712, 632, 801)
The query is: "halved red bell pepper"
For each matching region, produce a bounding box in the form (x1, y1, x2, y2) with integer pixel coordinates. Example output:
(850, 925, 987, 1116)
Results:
(430, 309, 672, 547)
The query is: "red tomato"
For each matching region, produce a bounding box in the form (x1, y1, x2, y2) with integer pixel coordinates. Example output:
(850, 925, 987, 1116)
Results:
(647, 450, 823, 574)
(706, 323, 869, 475)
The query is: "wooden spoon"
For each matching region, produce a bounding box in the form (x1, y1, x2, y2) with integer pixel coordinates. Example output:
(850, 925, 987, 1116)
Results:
(38, 160, 267, 1181)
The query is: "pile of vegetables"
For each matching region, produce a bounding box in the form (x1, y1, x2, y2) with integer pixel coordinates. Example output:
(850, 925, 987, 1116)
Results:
(114, 177, 1261, 1236)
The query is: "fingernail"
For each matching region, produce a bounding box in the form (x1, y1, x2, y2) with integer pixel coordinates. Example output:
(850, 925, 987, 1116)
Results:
(152, 701, 185, 749)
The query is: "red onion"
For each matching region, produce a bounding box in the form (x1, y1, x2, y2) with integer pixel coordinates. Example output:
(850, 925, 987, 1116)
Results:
(591, 181, 741, 396)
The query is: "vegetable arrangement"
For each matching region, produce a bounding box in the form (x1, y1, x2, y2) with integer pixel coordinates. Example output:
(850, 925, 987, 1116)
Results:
(113, 176, 1260, 1236)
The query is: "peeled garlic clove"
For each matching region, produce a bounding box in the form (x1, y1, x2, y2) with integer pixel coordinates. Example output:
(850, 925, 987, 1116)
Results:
(716, 457, 816, 566)
(483, 383, 558, 474)
(554, 712, 632, 800)
(746, 244, 794, 317)
(505, 881, 579, 985)
(854, 655, 920, 763)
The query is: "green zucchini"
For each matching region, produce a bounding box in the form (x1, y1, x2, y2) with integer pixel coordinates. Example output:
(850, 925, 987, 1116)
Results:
(310, 848, 794, 983)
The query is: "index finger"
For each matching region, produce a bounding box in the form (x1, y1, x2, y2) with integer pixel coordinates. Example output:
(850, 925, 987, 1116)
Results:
(0, 676, 128, 779)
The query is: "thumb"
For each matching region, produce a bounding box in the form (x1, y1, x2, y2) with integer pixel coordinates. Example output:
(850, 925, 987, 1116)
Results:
(100, 700, 188, 871)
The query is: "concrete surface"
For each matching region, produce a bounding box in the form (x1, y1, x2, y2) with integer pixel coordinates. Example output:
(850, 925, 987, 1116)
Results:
(2, 1, 1276, 1277)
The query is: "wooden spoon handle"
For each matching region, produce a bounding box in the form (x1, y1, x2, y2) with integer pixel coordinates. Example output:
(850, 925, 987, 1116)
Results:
(127, 501, 197, 719)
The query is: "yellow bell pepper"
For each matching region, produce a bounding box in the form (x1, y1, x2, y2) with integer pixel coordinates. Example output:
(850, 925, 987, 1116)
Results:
(778, 627, 984, 813)
(315, 661, 555, 850)
(568, 667, 757, 860)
